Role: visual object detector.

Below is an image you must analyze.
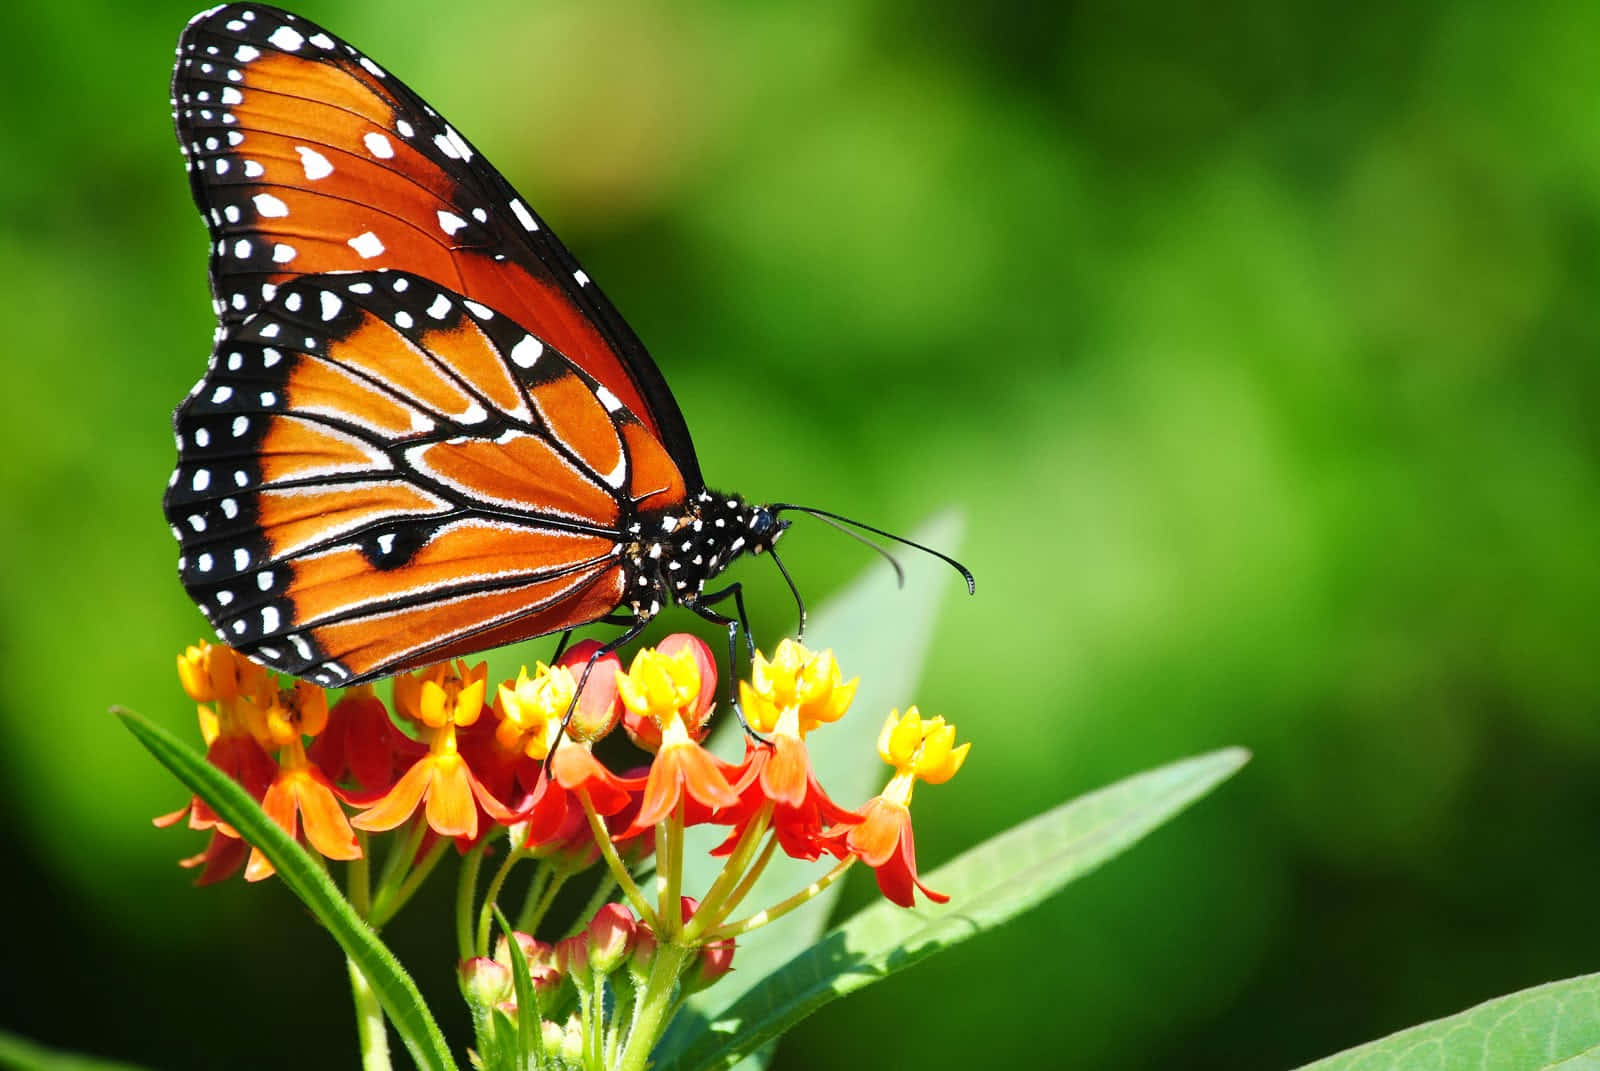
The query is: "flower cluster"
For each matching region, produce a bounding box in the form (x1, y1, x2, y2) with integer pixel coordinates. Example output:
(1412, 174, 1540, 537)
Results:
(159, 634, 968, 1068)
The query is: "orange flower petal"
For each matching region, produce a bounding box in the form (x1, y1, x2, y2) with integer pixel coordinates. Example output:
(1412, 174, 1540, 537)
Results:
(761, 735, 810, 809)
(424, 755, 478, 840)
(846, 797, 906, 868)
(352, 756, 433, 832)
(293, 771, 361, 861)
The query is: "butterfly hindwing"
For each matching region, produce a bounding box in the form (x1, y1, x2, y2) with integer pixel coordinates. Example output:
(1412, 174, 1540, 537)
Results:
(171, 3, 702, 483)
(164, 269, 687, 685)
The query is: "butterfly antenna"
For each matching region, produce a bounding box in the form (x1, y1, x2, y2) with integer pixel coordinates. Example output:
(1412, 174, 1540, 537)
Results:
(769, 546, 807, 639)
(771, 504, 975, 594)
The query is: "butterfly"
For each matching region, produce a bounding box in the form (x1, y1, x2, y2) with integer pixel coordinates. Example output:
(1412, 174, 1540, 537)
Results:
(163, 4, 969, 689)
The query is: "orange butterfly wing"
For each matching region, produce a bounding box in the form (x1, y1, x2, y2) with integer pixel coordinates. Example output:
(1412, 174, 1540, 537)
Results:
(164, 270, 688, 685)
(171, 3, 702, 484)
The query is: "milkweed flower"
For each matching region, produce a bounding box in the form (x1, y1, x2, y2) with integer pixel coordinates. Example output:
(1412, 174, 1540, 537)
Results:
(718, 641, 862, 860)
(842, 708, 970, 907)
(352, 660, 513, 840)
(617, 637, 739, 835)
(156, 642, 277, 883)
(246, 680, 359, 881)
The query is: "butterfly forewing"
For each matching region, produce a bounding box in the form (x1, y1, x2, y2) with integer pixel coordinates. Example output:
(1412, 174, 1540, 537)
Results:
(164, 269, 686, 685)
(171, 3, 701, 483)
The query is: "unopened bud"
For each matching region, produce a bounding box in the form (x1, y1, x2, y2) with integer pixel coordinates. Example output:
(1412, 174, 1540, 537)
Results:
(587, 903, 637, 975)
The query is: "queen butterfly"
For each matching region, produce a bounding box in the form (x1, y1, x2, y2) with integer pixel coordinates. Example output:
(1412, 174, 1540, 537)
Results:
(164, 4, 970, 690)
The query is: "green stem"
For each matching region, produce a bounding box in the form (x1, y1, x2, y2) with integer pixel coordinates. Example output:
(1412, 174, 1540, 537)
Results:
(680, 803, 772, 943)
(581, 791, 655, 927)
(614, 940, 694, 1071)
(369, 836, 450, 930)
(587, 973, 607, 1070)
(347, 833, 373, 919)
(712, 856, 855, 940)
(703, 835, 779, 933)
(476, 843, 527, 956)
(456, 840, 488, 962)
(660, 801, 684, 935)
(346, 956, 392, 1071)
(513, 865, 554, 933)
(369, 815, 428, 921)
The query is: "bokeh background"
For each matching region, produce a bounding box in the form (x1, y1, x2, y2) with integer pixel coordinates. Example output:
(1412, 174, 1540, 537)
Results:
(3, 0, 1599, 1067)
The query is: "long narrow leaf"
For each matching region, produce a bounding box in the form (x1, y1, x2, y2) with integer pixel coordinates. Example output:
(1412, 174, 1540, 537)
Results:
(115, 709, 458, 1071)
(1295, 972, 1600, 1071)
(658, 746, 1250, 1071)
(0, 1029, 154, 1071)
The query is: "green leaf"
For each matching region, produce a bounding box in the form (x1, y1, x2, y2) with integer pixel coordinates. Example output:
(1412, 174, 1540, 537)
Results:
(665, 512, 966, 1069)
(114, 709, 459, 1071)
(1294, 972, 1600, 1071)
(658, 746, 1250, 1071)
(492, 903, 544, 1070)
(0, 1029, 155, 1071)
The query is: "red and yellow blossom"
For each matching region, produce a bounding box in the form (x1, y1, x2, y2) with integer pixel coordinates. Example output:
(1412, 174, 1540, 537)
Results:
(618, 633, 715, 752)
(156, 643, 276, 881)
(617, 639, 739, 834)
(718, 641, 862, 861)
(246, 680, 359, 881)
(841, 707, 970, 907)
(352, 660, 513, 840)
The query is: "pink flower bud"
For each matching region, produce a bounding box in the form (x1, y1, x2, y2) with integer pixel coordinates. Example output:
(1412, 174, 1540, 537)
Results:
(556, 640, 623, 741)
(459, 956, 512, 1006)
(586, 902, 637, 975)
(556, 933, 591, 988)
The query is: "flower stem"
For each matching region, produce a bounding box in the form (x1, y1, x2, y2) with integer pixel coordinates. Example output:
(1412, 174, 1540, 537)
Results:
(346, 957, 392, 1071)
(707, 834, 779, 930)
(369, 835, 450, 930)
(475, 841, 527, 955)
(455, 839, 487, 962)
(711, 856, 855, 940)
(581, 791, 655, 927)
(347, 833, 372, 919)
(615, 938, 694, 1071)
(682, 802, 771, 942)
(660, 802, 684, 934)
(514, 863, 554, 934)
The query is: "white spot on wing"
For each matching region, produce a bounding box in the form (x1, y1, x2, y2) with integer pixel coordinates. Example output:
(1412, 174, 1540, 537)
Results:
(509, 199, 538, 231)
(436, 210, 467, 236)
(510, 335, 543, 367)
(320, 291, 343, 320)
(294, 145, 333, 180)
(426, 293, 451, 319)
(252, 193, 289, 218)
(273, 243, 297, 263)
(235, 44, 260, 61)
(596, 386, 623, 412)
(363, 131, 394, 159)
(267, 25, 304, 50)
(348, 231, 384, 258)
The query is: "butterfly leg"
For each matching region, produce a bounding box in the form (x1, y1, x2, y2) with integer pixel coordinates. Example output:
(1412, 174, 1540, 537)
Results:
(549, 614, 640, 664)
(685, 583, 765, 740)
(540, 616, 652, 781)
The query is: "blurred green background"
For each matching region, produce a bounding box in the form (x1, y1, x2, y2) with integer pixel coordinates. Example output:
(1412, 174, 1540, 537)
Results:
(4, 0, 1599, 1067)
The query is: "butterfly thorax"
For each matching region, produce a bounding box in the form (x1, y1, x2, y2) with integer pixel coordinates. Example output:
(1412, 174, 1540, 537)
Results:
(624, 490, 786, 617)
